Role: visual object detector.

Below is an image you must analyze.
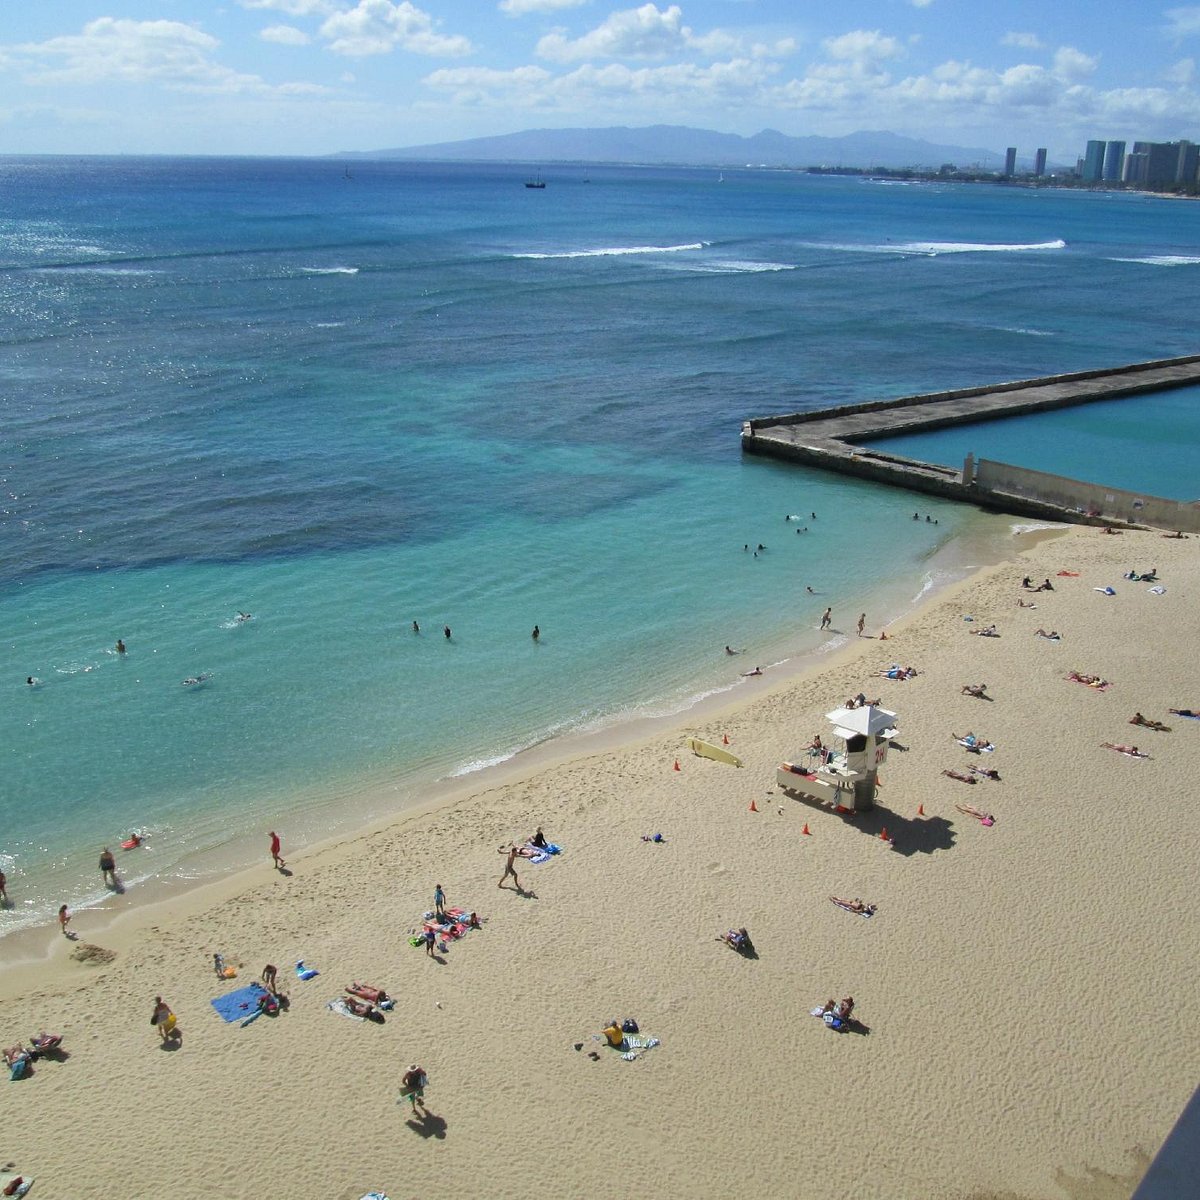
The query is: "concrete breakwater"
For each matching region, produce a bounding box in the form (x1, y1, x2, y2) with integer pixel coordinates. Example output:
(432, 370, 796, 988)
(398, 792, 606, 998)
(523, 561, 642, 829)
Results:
(741, 355, 1200, 533)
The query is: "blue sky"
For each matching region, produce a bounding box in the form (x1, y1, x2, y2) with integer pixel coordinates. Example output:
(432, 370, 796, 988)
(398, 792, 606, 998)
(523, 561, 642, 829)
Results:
(3, 2, 1200, 158)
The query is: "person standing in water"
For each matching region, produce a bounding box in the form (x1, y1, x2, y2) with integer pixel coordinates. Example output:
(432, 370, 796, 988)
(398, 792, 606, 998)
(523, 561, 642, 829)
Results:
(115, 639, 126, 654)
(443, 625, 452, 640)
(821, 608, 832, 629)
(99, 847, 117, 888)
(531, 625, 540, 641)
(412, 620, 420, 633)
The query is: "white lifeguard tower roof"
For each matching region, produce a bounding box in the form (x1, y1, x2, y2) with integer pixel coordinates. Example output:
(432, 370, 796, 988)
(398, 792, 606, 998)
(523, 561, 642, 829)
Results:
(824, 704, 898, 741)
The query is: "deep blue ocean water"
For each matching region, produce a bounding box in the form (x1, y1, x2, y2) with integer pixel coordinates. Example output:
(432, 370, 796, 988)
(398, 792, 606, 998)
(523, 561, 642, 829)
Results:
(3, 158, 1198, 933)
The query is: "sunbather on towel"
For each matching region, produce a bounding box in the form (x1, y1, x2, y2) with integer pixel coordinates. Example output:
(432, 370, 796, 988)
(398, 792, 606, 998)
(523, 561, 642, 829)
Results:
(961, 683, 989, 698)
(830, 897, 876, 916)
(1130, 713, 1170, 732)
(969, 766, 1002, 781)
(1101, 743, 1150, 758)
(955, 804, 996, 826)
(1169, 708, 1199, 718)
(942, 768, 976, 784)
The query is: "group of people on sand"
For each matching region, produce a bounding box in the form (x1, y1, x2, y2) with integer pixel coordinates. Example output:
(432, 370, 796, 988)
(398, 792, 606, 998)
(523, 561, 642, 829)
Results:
(1130, 712, 1171, 732)
(1021, 577, 1054, 592)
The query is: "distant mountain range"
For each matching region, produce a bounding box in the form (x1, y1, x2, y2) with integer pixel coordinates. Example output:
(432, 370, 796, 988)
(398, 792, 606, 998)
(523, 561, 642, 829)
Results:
(337, 125, 1007, 171)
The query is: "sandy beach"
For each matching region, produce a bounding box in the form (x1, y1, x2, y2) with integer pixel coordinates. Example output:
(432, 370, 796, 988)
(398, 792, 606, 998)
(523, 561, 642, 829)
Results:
(2, 524, 1197, 1200)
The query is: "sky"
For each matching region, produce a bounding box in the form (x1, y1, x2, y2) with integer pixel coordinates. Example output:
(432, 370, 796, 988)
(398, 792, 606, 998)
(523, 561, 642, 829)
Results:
(3, 2, 1200, 159)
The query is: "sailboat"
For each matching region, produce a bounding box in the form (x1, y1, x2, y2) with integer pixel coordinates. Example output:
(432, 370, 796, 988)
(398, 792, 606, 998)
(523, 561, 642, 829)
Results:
(525, 171, 546, 189)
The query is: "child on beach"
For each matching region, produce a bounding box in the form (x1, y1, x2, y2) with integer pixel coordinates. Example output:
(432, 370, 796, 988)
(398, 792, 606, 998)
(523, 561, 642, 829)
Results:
(58, 904, 72, 937)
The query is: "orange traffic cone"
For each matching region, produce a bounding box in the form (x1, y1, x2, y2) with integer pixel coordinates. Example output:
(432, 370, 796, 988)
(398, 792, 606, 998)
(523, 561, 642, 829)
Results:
(879, 827, 890, 842)
(749, 800, 758, 813)
(801, 823, 811, 836)
(916, 803, 925, 817)
(673, 759, 680, 772)
(722, 733, 730, 745)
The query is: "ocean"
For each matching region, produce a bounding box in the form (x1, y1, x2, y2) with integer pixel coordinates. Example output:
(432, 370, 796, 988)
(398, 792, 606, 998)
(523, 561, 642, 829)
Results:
(3, 158, 1197, 935)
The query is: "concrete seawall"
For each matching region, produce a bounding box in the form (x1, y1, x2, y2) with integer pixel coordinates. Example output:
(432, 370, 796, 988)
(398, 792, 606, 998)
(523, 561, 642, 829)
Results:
(742, 355, 1200, 533)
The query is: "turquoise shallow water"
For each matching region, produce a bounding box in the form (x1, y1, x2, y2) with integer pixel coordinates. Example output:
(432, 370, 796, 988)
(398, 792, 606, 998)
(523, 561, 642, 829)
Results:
(3, 159, 1198, 934)
(865, 384, 1200, 501)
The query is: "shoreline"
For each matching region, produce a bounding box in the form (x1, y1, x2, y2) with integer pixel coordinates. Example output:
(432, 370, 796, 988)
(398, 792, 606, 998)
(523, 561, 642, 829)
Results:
(0, 513, 1059, 970)
(2, 522, 1195, 1199)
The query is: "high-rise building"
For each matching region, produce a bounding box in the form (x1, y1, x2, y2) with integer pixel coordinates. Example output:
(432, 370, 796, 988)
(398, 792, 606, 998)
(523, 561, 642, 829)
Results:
(1034, 148, 1047, 177)
(1176, 140, 1199, 184)
(1082, 140, 1105, 182)
(1004, 146, 1017, 175)
(1103, 140, 1125, 182)
(1130, 141, 1184, 185)
(1123, 151, 1148, 184)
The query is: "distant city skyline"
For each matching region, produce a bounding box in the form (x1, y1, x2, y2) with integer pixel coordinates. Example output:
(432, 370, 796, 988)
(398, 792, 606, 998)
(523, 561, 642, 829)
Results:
(3, 3, 1200, 157)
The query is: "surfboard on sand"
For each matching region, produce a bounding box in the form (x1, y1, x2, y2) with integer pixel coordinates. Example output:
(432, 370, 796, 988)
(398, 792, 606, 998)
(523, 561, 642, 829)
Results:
(687, 738, 743, 767)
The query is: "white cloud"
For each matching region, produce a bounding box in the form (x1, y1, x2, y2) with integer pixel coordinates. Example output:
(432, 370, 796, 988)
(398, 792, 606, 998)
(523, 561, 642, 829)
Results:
(424, 56, 776, 110)
(910, 0, 934, 7)
(320, 0, 472, 57)
(1053, 45, 1098, 82)
(1002, 32, 1043, 50)
(535, 3, 775, 63)
(6, 17, 322, 94)
(500, 0, 587, 15)
(261, 24, 311, 45)
(822, 30, 904, 64)
(1165, 6, 1200, 39)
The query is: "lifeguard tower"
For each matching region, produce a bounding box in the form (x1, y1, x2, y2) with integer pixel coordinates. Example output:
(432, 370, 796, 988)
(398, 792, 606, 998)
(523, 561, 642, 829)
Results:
(776, 704, 898, 813)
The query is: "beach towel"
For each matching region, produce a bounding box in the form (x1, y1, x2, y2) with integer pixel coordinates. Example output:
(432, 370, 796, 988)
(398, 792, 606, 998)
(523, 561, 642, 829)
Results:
(529, 843, 563, 865)
(359, 1193, 389, 1200)
(1149, 586, 1166, 595)
(831, 898, 874, 917)
(211, 983, 269, 1023)
(327, 998, 365, 1022)
(1093, 586, 1116, 596)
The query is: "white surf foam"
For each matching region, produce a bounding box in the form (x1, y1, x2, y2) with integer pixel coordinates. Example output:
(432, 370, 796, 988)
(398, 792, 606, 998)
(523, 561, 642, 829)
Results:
(513, 242, 705, 259)
(691, 260, 796, 274)
(1109, 254, 1200, 267)
(812, 238, 1066, 256)
(1010, 522, 1069, 534)
(299, 266, 359, 275)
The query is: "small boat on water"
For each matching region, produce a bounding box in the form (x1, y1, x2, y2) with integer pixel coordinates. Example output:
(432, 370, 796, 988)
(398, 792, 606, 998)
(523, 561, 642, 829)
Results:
(525, 172, 546, 189)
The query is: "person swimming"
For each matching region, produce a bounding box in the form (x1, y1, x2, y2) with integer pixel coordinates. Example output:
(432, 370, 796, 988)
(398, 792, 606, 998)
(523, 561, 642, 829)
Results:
(181, 673, 212, 686)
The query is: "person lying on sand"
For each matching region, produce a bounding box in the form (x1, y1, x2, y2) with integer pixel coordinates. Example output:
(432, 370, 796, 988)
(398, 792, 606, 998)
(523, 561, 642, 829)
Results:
(952, 732, 994, 752)
(969, 765, 1002, 781)
(1129, 713, 1171, 732)
(942, 768, 977, 784)
(1035, 629, 1062, 640)
(961, 683, 989, 698)
(1168, 708, 1199, 718)
(955, 804, 996, 826)
(830, 897, 876, 916)
(1162, 531, 1188, 539)
(1068, 671, 1109, 689)
(1101, 526, 1124, 535)
(742, 666, 764, 677)
(970, 625, 999, 637)
(1101, 743, 1150, 759)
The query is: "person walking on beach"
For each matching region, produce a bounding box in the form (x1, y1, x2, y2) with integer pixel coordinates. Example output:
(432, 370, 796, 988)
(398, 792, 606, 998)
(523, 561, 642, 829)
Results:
(434, 883, 446, 920)
(151, 996, 176, 1042)
(498, 844, 522, 891)
(422, 927, 437, 957)
(857, 614, 866, 637)
(99, 847, 117, 888)
(269, 831, 285, 870)
(401, 1064, 428, 1111)
(58, 904, 72, 937)
(821, 608, 832, 630)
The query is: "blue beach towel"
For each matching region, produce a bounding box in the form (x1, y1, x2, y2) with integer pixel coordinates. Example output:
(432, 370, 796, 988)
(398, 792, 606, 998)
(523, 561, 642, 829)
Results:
(211, 983, 269, 1022)
(530, 843, 563, 865)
